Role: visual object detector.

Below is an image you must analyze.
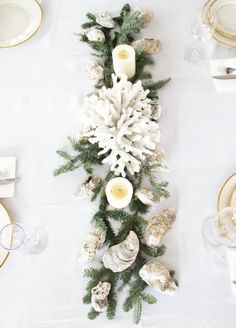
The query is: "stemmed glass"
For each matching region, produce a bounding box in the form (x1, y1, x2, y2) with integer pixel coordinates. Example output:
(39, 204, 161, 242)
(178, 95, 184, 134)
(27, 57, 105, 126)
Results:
(185, 12, 217, 64)
(0, 223, 48, 254)
(202, 207, 236, 294)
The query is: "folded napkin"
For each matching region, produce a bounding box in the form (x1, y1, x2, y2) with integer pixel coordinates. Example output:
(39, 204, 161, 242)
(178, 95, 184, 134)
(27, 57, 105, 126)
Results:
(210, 58, 236, 92)
(0, 157, 16, 198)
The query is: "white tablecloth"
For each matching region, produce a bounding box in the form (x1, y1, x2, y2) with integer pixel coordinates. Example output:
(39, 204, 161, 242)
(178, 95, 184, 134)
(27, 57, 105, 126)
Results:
(1, 0, 236, 327)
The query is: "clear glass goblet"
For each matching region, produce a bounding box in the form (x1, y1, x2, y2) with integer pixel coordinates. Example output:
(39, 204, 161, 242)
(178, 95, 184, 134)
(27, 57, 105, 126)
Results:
(185, 12, 217, 64)
(202, 207, 236, 294)
(0, 223, 48, 254)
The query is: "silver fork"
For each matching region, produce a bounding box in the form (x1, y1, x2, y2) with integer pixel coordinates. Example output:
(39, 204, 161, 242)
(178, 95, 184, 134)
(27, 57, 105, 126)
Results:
(225, 67, 236, 74)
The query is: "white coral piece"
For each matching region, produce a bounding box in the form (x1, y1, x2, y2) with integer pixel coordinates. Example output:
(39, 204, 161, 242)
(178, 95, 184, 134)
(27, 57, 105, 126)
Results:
(86, 60, 104, 84)
(83, 74, 161, 177)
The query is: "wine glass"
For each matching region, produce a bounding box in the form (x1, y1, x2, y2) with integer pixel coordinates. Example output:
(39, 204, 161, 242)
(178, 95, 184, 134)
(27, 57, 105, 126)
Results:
(0, 223, 48, 254)
(185, 12, 217, 64)
(202, 207, 236, 294)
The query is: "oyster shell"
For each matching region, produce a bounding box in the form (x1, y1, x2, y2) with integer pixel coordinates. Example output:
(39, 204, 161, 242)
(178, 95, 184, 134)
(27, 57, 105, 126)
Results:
(91, 281, 111, 312)
(136, 6, 153, 28)
(144, 209, 176, 247)
(96, 11, 115, 28)
(148, 146, 169, 172)
(75, 176, 101, 199)
(139, 261, 177, 295)
(132, 38, 161, 54)
(85, 27, 105, 42)
(86, 60, 104, 83)
(80, 227, 106, 261)
(135, 188, 159, 206)
(102, 231, 139, 272)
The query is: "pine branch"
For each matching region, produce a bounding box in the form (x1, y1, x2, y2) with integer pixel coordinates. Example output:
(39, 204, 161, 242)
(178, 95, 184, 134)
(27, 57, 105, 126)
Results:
(143, 167, 170, 199)
(133, 296, 142, 324)
(54, 139, 105, 176)
(141, 243, 166, 257)
(88, 308, 100, 320)
(141, 293, 157, 304)
(129, 196, 150, 214)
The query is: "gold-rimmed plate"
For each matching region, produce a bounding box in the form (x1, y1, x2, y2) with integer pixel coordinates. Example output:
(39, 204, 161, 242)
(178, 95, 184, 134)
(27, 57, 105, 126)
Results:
(0, 203, 11, 267)
(0, 0, 43, 48)
(209, 0, 236, 39)
(201, 0, 236, 48)
(217, 173, 236, 210)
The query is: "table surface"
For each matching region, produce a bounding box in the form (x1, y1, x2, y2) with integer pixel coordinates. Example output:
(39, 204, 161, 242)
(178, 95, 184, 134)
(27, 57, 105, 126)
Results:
(1, 0, 236, 327)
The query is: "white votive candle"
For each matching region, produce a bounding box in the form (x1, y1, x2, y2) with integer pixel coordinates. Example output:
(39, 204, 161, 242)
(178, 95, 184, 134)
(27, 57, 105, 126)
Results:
(105, 177, 133, 209)
(112, 44, 136, 79)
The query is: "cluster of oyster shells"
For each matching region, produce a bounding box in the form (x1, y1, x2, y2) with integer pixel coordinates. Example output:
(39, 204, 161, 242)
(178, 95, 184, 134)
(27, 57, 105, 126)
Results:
(139, 261, 177, 295)
(102, 231, 139, 272)
(144, 208, 176, 248)
(132, 37, 161, 54)
(75, 176, 101, 199)
(96, 11, 115, 28)
(91, 281, 111, 312)
(135, 188, 160, 206)
(80, 227, 106, 261)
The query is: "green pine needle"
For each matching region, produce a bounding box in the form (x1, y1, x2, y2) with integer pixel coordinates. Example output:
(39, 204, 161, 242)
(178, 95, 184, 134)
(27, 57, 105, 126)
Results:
(88, 308, 100, 320)
(133, 297, 142, 324)
(141, 293, 157, 304)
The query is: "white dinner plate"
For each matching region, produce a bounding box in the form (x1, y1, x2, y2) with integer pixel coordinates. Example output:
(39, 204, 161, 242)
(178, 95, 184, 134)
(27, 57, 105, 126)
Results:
(217, 173, 236, 210)
(0, 0, 43, 48)
(209, 0, 236, 39)
(0, 203, 11, 267)
(201, 0, 236, 48)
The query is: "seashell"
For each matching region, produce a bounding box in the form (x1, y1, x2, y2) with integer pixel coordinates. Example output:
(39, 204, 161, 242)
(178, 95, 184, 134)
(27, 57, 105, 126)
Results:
(148, 146, 169, 172)
(144, 209, 176, 247)
(96, 11, 115, 28)
(132, 38, 161, 54)
(102, 231, 139, 272)
(91, 281, 111, 312)
(86, 60, 104, 84)
(75, 176, 101, 199)
(80, 227, 106, 261)
(135, 188, 159, 206)
(85, 27, 105, 42)
(139, 261, 177, 295)
(136, 6, 153, 28)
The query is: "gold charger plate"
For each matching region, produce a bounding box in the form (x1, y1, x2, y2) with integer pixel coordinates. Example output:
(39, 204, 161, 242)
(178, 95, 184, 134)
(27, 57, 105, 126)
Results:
(0, 203, 11, 267)
(217, 173, 236, 210)
(208, 0, 236, 39)
(0, 0, 43, 48)
(201, 0, 236, 48)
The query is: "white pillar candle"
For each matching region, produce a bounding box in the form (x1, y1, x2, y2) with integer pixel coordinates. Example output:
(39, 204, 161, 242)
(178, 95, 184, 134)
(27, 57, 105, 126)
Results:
(105, 177, 133, 209)
(112, 44, 136, 79)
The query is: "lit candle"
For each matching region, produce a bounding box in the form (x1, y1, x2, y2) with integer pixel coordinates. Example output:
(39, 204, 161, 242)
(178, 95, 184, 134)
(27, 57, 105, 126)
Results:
(105, 177, 133, 209)
(112, 44, 136, 79)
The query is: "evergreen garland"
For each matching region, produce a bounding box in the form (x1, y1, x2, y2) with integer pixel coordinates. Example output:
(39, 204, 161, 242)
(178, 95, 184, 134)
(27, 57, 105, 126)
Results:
(54, 3, 177, 324)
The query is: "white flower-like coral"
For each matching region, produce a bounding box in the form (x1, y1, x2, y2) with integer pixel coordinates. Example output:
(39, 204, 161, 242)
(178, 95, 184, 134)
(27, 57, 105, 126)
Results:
(83, 74, 161, 177)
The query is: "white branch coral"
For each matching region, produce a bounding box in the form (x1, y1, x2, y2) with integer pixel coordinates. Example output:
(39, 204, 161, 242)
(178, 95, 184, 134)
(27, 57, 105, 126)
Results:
(83, 74, 161, 177)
